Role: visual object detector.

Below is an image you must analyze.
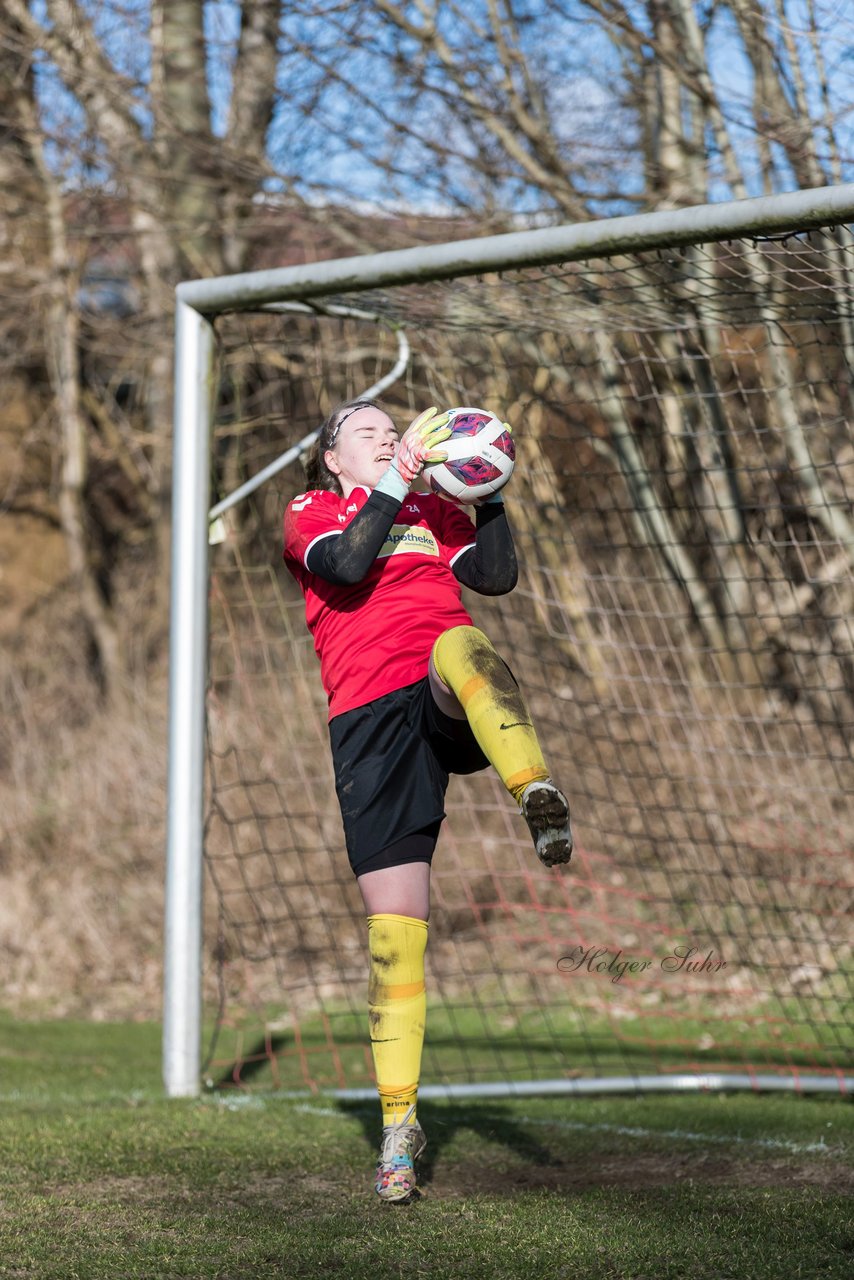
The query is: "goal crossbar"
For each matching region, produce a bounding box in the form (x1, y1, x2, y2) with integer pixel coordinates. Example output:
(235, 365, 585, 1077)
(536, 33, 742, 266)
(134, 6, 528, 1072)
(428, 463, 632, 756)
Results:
(177, 182, 854, 314)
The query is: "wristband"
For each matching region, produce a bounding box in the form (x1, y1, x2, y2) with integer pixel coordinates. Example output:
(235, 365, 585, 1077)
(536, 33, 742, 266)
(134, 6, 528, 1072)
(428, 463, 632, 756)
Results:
(480, 490, 505, 506)
(373, 465, 410, 504)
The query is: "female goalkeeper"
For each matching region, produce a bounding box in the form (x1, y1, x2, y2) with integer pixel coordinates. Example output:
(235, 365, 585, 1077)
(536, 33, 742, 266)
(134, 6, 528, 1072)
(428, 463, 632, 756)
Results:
(283, 399, 571, 1203)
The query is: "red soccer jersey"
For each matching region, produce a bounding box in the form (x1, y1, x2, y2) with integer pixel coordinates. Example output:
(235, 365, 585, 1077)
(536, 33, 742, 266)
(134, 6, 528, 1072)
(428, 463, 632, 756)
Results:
(283, 486, 477, 719)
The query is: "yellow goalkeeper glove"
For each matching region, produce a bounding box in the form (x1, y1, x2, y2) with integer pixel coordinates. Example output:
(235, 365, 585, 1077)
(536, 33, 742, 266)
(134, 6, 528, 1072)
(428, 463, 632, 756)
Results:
(392, 407, 452, 485)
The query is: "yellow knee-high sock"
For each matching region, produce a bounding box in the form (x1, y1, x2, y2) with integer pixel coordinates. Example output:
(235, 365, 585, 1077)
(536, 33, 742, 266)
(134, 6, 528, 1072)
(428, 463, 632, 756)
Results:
(367, 913, 428, 1127)
(432, 625, 549, 804)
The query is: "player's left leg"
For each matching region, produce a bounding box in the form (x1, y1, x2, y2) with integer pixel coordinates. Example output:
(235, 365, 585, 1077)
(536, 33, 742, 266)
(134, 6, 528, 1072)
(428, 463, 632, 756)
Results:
(358, 859, 431, 1202)
(334, 693, 442, 1201)
(430, 624, 572, 866)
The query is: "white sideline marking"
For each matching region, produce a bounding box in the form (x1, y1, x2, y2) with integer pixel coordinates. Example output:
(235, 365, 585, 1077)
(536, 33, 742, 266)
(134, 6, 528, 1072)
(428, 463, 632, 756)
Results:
(517, 1116, 833, 1156)
(293, 1103, 356, 1117)
(212, 1093, 268, 1111)
(290, 1103, 835, 1156)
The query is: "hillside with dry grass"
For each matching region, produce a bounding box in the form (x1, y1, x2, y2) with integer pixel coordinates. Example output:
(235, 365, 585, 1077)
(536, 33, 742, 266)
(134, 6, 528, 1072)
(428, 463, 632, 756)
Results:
(2, 210, 852, 1044)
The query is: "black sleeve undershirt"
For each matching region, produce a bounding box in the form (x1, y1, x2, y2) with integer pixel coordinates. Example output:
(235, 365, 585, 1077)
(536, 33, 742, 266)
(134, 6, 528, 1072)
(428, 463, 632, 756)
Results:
(305, 489, 517, 596)
(452, 502, 518, 596)
(304, 489, 403, 586)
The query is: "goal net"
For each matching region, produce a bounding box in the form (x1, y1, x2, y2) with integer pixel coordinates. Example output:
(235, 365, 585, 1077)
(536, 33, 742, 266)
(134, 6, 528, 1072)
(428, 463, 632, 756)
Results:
(172, 195, 854, 1098)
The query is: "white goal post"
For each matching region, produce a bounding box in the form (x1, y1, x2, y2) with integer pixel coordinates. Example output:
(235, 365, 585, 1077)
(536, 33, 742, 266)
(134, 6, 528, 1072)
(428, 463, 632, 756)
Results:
(164, 182, 854, 1099)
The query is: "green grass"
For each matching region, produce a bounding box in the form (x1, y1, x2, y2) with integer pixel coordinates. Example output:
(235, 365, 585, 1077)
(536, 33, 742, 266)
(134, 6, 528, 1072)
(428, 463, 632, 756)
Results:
(205, 996, 853, 1092)
(0, 1011, 852, 1279)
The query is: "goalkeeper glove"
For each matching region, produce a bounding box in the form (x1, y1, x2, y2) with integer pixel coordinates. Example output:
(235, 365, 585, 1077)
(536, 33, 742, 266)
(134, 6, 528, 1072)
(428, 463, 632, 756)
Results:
(373, 407, 452, 503)
(391, 406, 452, 485)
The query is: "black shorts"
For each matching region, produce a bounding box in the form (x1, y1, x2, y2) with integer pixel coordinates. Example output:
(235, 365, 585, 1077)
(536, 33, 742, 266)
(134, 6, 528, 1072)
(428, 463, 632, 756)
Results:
(329, 678, 489, 876)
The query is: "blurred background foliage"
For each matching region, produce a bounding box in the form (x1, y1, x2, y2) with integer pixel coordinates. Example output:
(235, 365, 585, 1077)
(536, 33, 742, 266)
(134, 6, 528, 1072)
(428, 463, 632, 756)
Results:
(0, 1, 851, 1014)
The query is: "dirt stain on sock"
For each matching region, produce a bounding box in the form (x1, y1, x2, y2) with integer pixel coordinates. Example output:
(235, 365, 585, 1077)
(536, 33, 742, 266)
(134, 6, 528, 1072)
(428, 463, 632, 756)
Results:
(460, 631, 529, 725)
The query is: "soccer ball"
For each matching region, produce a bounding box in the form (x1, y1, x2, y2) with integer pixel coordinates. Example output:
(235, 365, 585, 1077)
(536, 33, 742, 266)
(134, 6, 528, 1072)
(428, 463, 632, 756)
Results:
(423, 407, 516, 504)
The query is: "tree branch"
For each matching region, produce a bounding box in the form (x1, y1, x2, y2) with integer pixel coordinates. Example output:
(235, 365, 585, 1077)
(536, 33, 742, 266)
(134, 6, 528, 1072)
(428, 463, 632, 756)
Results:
(227, 0, 281, 160)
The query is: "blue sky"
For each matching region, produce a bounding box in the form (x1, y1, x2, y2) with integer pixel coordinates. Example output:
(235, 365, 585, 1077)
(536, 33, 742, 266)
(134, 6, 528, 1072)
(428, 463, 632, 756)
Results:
(30, 0, 854, 215)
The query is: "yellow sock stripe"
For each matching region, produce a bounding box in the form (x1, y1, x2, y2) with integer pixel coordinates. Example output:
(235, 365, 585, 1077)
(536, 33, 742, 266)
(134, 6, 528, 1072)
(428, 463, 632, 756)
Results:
(376, 1082, 419, 1097)
(366, 913, 429, 930)
(371, 980, 426, 1001)
(506, 765, 550, 797)
(458, 674, 487, 707)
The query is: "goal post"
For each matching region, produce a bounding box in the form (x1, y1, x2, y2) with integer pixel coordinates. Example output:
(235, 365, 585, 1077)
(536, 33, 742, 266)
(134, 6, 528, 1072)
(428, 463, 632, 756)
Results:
(163, 301, 215, 1098)
(164, 183, 854, 1100)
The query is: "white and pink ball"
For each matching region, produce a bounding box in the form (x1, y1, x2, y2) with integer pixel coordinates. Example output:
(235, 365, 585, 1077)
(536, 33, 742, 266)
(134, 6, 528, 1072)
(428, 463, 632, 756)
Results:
(423, 407, 516, 504)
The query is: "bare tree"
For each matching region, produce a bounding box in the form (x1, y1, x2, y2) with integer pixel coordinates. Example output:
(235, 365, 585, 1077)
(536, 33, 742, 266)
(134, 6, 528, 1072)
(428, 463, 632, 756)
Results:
(346, 0, 853, 703)
(1, 0, 851, 703)
(1, 1, 282, 694)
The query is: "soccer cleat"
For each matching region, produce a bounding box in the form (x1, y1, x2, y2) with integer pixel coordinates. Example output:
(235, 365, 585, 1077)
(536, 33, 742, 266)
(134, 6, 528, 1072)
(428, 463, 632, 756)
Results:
(520, 780, 573, 867)
(374, 1104, 427, 1203)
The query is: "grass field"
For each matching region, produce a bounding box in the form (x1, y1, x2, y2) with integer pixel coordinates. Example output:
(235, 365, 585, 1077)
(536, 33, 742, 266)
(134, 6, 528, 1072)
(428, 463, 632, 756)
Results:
(203, 995, 851, 1093)
(0, 1011, 852, 1279)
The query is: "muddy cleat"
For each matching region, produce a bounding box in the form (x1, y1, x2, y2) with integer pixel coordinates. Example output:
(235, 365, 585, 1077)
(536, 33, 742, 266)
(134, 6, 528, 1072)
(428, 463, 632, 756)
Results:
(374, 1104, 427, 1203)
(521, 780, 573, 867)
